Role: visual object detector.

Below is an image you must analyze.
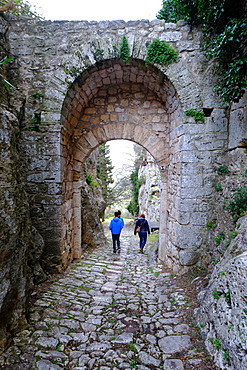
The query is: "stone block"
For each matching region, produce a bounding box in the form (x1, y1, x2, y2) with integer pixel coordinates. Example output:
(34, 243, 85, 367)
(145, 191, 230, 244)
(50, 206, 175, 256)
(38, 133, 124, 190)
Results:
(176, 224, 202, 249)
(179, 249, 201, 266)
(229, 108, 247, 150)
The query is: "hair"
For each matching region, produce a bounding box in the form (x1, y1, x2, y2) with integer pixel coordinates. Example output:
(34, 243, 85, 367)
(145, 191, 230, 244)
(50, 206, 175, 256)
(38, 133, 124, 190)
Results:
(118, 210, 121, 216)
(139, 213, 145, 218)
(114, 211, 119, 217)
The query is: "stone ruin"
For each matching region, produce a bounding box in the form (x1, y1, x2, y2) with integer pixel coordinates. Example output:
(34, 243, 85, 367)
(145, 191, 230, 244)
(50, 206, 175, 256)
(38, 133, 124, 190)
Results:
(0, 13, 247, 367)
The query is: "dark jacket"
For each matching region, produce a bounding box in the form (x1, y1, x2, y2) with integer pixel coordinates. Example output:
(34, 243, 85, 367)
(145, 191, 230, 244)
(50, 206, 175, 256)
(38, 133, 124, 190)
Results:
(134, 217, 150, 235)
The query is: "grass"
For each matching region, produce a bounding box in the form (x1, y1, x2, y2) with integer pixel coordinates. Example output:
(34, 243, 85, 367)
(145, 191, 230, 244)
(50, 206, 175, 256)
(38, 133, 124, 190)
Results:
(148, 233, 159, 242)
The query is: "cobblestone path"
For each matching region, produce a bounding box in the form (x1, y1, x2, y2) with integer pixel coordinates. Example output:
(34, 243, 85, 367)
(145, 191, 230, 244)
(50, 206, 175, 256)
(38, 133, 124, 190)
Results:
(0, 227, 216, 370)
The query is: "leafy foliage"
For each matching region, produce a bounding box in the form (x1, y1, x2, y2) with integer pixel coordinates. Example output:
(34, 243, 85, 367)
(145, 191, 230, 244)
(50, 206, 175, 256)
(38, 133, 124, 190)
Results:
(119, 36, 130, 63)
(227, 186, 247, 221)
(217, 165, 230, 175)
(145, 39, 178, 66)
(184, 109, 205, 122)
(157, 0, 247, 104)
(0, 56, 14, 90)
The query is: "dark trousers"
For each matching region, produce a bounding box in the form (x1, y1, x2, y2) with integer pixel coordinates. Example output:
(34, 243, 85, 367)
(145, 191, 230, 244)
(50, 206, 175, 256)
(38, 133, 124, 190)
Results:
(112, 233, 120, 251)
(139, 231, 147, 249)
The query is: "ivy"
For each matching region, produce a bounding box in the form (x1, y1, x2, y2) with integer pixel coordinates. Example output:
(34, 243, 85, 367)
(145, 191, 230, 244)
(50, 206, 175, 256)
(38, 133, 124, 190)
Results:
(157, 0, 247, 104)
(145, 39, 178, 66)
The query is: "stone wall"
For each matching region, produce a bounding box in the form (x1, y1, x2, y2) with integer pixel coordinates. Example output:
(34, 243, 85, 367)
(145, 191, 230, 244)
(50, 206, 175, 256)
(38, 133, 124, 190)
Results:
(195, 216, 247, 370)
(195, 92, 247, 369)
(81, 150, 107, 251)
(3, 14, 228, 273)
(0, 73, 46, 353)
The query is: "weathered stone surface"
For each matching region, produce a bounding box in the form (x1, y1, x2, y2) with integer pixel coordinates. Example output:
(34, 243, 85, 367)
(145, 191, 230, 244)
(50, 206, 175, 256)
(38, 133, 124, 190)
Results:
(163, 358, 184, 369)
(158, 335, 191, 353)
(195, 215, 247, 370)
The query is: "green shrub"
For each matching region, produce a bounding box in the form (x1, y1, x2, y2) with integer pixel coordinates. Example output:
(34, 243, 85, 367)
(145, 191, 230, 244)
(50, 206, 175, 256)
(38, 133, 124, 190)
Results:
(185, 109, 205, 122)
(215, 232, 225, 245)
(119, 35, 130, 62)
(206, 221, 217, 229)
(217, 165, 230, 175)
(214, 184, 223, 191)
(212, 290, 221, 299)
(145, 39, 178, 66)
(227, 186, 247, 221)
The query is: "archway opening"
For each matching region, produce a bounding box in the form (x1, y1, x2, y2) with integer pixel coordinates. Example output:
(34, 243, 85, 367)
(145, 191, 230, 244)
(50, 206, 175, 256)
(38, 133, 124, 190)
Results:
(59, 58, 182, 267)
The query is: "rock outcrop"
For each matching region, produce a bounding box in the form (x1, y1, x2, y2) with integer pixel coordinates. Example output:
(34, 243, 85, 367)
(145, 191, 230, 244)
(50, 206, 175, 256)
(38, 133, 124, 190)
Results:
(195, 215, 247, 370)
(81, 150, 107, 251)
(138, 152, 161, 223)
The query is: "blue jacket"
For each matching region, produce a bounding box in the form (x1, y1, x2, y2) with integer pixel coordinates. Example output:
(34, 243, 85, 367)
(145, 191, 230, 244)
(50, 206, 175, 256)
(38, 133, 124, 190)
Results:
(109, 217, 123, 234)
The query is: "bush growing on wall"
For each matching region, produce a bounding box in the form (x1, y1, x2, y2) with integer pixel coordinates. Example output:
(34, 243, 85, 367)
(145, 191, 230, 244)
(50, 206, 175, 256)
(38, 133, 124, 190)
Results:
(145, 39, 178, 66)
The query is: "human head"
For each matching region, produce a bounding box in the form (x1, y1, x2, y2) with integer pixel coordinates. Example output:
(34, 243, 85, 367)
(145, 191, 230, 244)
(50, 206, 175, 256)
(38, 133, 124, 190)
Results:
(114, 211, 119, 217)
(139, 213, 145, 218)
(118, 210, 121, 216)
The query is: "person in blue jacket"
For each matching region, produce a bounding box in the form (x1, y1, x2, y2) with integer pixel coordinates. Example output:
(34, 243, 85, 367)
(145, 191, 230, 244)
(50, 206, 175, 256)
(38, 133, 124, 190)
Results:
(134, 213, 150, 253)
(109, 211, 124, 253)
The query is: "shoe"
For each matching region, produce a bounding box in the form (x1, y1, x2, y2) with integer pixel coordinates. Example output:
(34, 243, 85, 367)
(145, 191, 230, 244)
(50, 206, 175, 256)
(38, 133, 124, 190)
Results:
(113, 249, 116, 253)
(140, 249, 144, 254)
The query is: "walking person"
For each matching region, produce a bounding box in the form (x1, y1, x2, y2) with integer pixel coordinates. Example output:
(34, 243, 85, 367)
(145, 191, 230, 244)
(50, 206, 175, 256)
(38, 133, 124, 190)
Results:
(134, 213, 150, 253)
(118, 210, 124, 227)
(109, 211, 124, 253)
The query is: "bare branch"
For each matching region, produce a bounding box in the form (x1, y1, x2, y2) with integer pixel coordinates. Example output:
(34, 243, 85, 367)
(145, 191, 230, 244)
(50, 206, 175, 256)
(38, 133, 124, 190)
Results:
(0, 0, 15, 13)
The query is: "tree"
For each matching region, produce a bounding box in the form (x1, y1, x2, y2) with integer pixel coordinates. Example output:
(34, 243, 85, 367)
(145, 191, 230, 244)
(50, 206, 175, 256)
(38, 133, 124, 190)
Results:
(157, 0, 247, 104)
(127, 145, 146, 217)
(96, 143, 114, 215)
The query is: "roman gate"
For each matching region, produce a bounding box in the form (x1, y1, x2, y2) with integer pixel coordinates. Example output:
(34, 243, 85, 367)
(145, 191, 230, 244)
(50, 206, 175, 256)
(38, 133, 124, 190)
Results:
(5, 16, 229, 272)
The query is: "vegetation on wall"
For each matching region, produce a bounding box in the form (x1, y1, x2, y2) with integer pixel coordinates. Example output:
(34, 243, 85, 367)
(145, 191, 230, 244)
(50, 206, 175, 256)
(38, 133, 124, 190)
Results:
(119, 35, 130, 63)
(145, 39, 178, 66)
(0, 56, 14, 90)
(157, 0, 247, 104)
(184, 109, 205, 122)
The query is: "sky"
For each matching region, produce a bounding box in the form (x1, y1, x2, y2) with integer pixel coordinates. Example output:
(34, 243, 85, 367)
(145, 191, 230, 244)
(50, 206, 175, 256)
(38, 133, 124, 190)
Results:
(29, 0, 163, 22)
(28, 0, 162, 168)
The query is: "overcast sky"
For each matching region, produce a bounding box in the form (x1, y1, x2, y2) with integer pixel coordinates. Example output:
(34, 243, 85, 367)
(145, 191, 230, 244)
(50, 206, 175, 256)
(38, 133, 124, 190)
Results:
(29, 0, 163, 22)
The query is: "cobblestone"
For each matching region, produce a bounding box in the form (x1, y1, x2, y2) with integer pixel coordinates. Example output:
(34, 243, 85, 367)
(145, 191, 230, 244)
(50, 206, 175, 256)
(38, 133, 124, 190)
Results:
(0, 229, 214, 369)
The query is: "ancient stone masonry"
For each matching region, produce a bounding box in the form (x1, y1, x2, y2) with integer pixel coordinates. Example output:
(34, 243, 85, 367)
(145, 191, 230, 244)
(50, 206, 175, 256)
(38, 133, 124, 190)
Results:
(3, 13, 232, 274)
(0, 12, 247, 366)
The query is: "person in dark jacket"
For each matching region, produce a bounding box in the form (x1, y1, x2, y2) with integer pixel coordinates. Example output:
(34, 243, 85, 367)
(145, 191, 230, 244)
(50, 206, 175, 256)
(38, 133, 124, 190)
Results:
(109, 211, 124, 253)
(134, 213, 150, 253)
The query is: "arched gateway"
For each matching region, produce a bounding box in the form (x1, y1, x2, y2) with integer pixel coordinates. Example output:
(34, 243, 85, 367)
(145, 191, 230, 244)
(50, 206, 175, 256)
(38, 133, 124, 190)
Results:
(61, 59, 180, 265)
(7, 17, 227, 272)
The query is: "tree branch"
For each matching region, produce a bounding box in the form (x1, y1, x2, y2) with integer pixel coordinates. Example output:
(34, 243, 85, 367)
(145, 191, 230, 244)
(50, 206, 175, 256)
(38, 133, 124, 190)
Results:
(0, 0, 15, 13)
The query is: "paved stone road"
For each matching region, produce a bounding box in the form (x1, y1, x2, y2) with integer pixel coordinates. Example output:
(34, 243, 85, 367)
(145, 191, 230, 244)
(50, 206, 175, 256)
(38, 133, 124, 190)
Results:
(0, 226, 213, 370)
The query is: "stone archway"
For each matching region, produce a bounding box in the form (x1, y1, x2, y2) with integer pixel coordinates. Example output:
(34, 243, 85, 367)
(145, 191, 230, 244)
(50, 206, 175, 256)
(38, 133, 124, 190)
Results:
(60, 58, 182, 265)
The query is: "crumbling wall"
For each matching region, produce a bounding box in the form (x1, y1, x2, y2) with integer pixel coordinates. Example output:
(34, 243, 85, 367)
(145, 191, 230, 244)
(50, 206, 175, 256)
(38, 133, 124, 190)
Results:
(195, 92, 247, 369)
